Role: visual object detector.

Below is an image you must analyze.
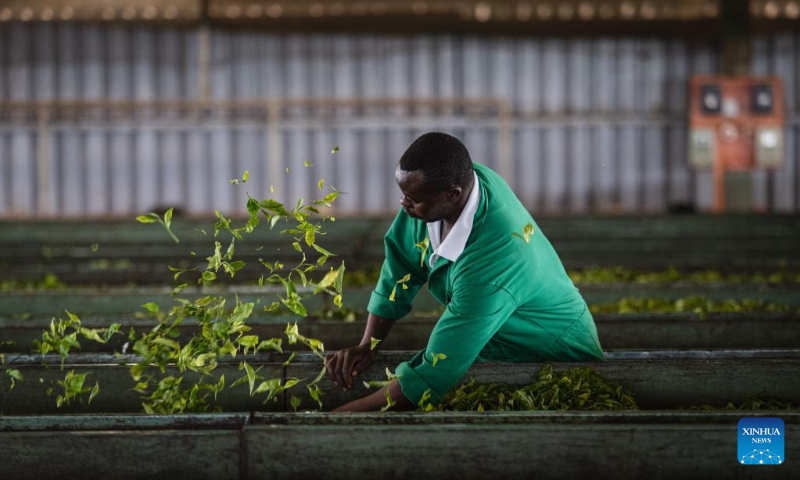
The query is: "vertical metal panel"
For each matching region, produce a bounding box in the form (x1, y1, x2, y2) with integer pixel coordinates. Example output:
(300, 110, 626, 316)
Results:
(210, 129, 234, 213)
(515, 126, 541, 210)
(260, 35, 284, 99)
(135, 130, 159, 212)
(772, 33, 796, 212)
(751, 36, 771, 212)
(0, 27, 8, 100)
(133, 28, 156, 100)
(82, 25, 104, 99)
(234, 32, 260, 99)
(666, 39, 691, 207)
(618, 40, 640, 211)
(157, 29, 183, 100)
(9, 23, 31, 101)
(12, 131, 36, 213)
(567, 40, 591, 213)
(186, 129, 210, 212)
(58, 129, 83, 215)
(363, 130, 386, 214)
(0, 133, 7, 214)
(6, 24, 799, 217)
(110, 130, 134, 214)
(310, 35, 333, 100)
(690, 42, 717, 212)
(108, 26, 132, 100)
(642, 40, 667, 211)
(435, 37, 456, 100)
(85, 131, 107, 214)
(516, 38, 541, 112)
(160, 131, 184, 208)
(33, 23, 56, 100)
(592, 39, 617, 211)
(333, 36, 359, 212)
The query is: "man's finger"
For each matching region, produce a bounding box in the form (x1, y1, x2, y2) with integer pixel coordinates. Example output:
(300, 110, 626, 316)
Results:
(351, 353, 374, 377)
(333, 352, 347, 389)
(341, 352, 360, 390)
(324, 354, 335, 382)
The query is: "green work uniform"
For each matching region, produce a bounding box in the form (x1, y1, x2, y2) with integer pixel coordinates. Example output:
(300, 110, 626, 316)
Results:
(367, 162, 604, 405)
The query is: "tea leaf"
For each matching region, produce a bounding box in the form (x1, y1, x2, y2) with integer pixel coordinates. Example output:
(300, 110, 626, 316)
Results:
(136, 213, 159, 223)
(141, 302, 160, 314)
(90, 243, 99, 252)
(369, 337, 381, 351)
(431, 352, 447, 367)
(290, 394, 302, 411)
(331, 146, 339, 154)
(242, 170, 250, 183)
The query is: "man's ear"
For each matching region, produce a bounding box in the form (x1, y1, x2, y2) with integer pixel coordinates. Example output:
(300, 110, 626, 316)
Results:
(445, 187, 462, 204)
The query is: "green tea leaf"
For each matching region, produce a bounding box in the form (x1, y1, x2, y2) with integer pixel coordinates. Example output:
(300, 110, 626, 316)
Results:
(136, 214, 158, 223)
(331, 146, 339, 154)
(90, 243, 99, 252)
(290, 394, 302, 411)
(242, 170, 250, 183)
(141, 302, 160, 314)
(369, 337, 381, 351)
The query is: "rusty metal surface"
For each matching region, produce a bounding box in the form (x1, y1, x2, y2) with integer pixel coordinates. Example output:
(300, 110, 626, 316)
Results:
(0, 412, 250, 431)
(244, 421, 800, 480)
(0, 430, 242, 480)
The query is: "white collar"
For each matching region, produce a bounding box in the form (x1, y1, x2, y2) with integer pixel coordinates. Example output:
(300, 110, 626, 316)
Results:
(427, 171, 480, 268)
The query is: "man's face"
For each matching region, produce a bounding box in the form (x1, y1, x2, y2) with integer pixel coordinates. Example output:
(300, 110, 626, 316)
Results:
(395, 167, 461, 223)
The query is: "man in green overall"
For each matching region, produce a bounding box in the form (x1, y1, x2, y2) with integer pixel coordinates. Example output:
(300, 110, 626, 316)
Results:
(325, 132, 604, 412)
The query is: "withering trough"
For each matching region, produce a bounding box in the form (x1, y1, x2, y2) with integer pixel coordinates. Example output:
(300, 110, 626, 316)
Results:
(1, 283, 799, 318)
(2, 215, 799, 284)
(0, 411, 797, 480)
(3, 312, 800, 353)
(2, 351, 799, 414)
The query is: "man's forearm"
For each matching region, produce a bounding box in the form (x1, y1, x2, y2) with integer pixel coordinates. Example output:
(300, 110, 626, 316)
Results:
(330, 379, 414, 412)
(358, 312, 397, 348)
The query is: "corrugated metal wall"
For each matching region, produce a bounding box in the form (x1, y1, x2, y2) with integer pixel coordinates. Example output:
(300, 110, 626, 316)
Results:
(0, 22, 798, 217)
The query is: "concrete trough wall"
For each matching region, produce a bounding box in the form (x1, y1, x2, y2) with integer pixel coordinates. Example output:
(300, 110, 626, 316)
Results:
(2, 215, 799, 283)
(2, 283, 800, 318)
(1, 412, 797, 480)
(2, 352, 799, 414)
(3, 313, 800, 353)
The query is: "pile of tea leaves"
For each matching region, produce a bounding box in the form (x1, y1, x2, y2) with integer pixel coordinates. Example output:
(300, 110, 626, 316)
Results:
(681, 396, 799, 411)
(425, 365, 638, 412)
(567, 266, 800, 285)
(589, 296, 800, 316)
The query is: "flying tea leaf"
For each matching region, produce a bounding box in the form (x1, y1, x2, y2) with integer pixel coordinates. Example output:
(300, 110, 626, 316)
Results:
(369, 337, 381, 351)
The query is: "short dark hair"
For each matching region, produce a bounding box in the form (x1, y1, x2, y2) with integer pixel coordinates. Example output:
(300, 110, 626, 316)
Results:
(399, 132, 474, 191)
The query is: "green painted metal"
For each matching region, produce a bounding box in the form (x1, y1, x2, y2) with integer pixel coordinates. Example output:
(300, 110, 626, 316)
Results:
(0, 430, 242, 480)
(285, 352, 800, 411)
(1, 411, 798, 479)
(0, 412, 250, 431)
(3, 352, 800, 414)
(253, 410, 800, 425)
(2, 284, 799, 318)
(244, 419, 800, 480)
(3, 313, 800, 353)
(0, 354, 283, 415)
(2, 215, 799, 284)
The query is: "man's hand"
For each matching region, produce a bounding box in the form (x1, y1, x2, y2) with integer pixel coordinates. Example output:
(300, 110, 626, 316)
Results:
(324, 345, 376, 390)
